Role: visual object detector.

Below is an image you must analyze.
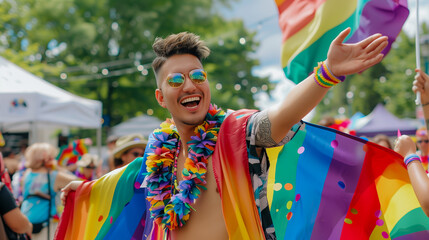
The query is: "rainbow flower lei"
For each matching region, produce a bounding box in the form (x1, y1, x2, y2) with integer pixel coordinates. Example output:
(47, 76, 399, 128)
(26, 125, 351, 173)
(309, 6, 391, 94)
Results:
(142, 104, 226, 230)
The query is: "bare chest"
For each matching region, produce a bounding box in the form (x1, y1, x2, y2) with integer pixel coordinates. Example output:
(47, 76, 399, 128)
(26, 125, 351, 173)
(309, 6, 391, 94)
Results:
(171, 156, 228, 240)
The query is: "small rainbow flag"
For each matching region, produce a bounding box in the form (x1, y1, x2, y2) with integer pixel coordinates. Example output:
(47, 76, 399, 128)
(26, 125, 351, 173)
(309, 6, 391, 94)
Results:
(277, 0, 409, 84)
(56, 139, 89, 166)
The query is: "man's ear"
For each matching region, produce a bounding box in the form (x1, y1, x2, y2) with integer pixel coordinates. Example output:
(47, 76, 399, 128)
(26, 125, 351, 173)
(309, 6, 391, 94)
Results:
(155, 89, 167, 108)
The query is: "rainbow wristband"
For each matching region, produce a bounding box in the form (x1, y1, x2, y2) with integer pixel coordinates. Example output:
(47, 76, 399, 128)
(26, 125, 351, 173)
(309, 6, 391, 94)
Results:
(404, 154, 421, 166)
(313, 62, 346, 88)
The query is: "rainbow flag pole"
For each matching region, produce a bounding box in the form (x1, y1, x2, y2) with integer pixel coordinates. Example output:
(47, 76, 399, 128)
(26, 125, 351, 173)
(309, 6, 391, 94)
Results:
(415, 0, 421, 105)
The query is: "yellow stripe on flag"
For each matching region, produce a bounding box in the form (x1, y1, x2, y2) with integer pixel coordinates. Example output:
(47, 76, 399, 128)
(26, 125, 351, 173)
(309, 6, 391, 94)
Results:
(281, 0, 357, 67)
(382, 184, 421, 231)
(84, 167, 126, 239)
(266, 146, 284, 206)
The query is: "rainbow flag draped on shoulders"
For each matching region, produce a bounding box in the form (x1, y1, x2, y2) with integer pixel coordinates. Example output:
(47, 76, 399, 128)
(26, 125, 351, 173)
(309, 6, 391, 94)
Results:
(277, 0, 409, 84)
(267, 122, 429, 239)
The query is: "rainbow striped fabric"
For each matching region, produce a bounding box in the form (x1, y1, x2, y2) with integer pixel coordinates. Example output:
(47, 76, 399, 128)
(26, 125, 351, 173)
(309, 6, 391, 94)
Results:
(55, 156, 152, 240)
(55, 114, 429, 239)
(56, 139, 89, 167)
(267, 122, 429, 239)
(277, 0, 409, 84)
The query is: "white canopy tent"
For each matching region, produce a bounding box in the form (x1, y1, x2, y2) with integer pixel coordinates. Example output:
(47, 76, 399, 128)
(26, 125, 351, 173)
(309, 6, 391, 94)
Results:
(111, 114, 162, 138)
(0, 56, 102, 155)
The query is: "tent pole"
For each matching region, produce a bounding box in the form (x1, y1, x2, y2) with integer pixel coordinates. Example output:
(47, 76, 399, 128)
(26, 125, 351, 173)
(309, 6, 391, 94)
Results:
(30, 121, 37, 144)
(97, 127, 102, 160)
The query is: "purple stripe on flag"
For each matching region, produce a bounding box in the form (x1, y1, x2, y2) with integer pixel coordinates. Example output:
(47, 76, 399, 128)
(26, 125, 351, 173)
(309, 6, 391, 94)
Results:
(131, 215, 146, 239)
(393, 230, 429, 239)
(346, 0, 409, 55)
(310, 133, 367, 240)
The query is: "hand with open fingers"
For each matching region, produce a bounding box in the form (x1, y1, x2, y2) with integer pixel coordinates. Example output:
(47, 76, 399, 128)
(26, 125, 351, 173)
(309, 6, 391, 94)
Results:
(60, 180, 83, 205)
(394, 135, 417, 158)
(412, 69, 429, 104)
(325, 28, 389, 77)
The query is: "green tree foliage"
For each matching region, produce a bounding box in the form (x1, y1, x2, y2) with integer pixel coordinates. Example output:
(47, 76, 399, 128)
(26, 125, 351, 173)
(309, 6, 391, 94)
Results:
(0, 0, 269, 131)
(0, 0, 61, 77)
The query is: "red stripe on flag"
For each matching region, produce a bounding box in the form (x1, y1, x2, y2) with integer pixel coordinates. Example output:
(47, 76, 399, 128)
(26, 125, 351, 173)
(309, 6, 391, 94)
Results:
(277, 0, 326, 42)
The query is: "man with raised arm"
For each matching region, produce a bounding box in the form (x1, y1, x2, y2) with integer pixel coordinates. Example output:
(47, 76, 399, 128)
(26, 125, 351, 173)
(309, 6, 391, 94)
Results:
(57, 28, 387, 240)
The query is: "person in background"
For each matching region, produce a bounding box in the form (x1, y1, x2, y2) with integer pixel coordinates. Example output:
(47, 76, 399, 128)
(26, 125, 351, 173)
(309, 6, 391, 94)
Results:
(1, 182, 33, 239)
(15, 140, 29, 170)
(75, 153, 99, 181)
(372, 134, 393, 149)
(112, 134, 147, 169)
(11, 140, 29, 204)
(393, 69, 429, 217)
(103, 135, 118, 174)
(3, 147, 20, 179)
(18, 143, 77, 240)
(0, 152, 33, 239)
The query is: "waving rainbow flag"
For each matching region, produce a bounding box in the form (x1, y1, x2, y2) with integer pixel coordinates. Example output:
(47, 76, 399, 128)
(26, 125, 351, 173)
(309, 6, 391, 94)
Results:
(277, 0, 409, 84)
(267, 122, 429, 239)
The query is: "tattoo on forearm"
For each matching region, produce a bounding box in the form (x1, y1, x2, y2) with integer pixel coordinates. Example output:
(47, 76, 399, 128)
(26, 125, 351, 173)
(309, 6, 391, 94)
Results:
(255, 111, 277, 146)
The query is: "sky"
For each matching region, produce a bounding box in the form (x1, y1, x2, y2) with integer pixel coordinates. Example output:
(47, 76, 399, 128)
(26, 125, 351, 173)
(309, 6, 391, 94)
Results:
(222, 0, 429, 113)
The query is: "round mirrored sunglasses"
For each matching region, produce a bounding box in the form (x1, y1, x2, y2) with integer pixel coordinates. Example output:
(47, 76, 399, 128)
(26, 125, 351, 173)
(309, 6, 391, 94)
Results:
(166, 69, 207, 88)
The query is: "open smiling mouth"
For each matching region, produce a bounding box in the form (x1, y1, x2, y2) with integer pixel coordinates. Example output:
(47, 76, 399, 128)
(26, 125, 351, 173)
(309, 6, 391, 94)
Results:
(181, 96, 201, 108)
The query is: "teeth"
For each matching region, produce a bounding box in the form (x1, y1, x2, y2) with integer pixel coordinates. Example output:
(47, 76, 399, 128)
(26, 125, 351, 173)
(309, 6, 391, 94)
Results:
(181, 97, 200, 104)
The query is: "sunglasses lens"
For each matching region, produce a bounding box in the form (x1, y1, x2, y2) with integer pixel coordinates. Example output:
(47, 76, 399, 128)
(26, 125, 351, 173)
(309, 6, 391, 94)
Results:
(189, 69, 207, 84)
(167, 73, 185, 87)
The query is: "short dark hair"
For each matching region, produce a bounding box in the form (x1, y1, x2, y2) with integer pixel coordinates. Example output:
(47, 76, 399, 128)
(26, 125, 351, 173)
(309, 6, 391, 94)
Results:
(151, 32, 210, 80)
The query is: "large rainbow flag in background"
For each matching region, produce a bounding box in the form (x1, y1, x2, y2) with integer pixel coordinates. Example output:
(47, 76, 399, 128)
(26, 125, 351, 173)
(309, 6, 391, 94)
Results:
(267, 122, 429, 239)
(277, 0, 409, 84)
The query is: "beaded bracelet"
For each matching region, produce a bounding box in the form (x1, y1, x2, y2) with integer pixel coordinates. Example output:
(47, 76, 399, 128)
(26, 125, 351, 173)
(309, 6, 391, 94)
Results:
(313, 62, 346, 88)
(404, 154, 421, 166)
